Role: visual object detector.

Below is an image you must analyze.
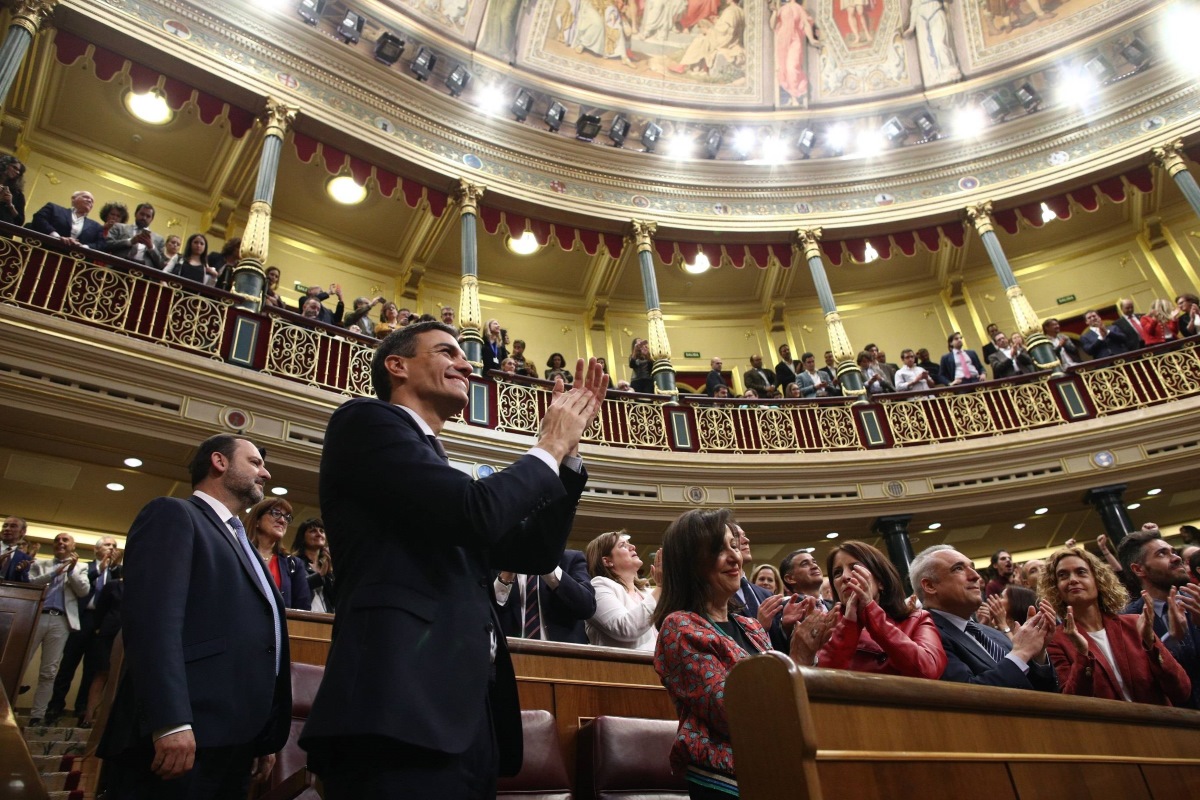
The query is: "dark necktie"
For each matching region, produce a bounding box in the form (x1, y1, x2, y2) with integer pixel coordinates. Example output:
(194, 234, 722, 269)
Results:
(523, 574, 541, 639)
(428, 435, 449, 463)
(966, 620, 1007, 664)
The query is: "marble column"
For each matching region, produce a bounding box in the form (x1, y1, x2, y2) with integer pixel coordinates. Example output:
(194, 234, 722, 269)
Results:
(796, 228, 863, 395)
(234, 98, 296, 312)
(456, 179, 485, 373)
(966, 203, 1057, 370)
(1084, 484, 1134, 546)
(632, 219, 676, 395)
(0, 0, 55, 111)
(1152, 140, 1200, 221)
(873, 515, 915, 594)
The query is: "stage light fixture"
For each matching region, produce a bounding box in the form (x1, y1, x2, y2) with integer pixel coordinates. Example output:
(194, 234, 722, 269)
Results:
(881, 116, 907, 145)
(297, 0, 326, 25)
(511, 89, 533, 122)
(374, 33, 405, 65)
(1120, 37, 1150, 69)
(336, 10, 364, 44)
(1014, 82, 1041, 112)
(445, 64, 471, 97)
(1083, 54, 1114, 84)
(912, 111, 939, 141)
(703, 128, 723, 159)
(608, 114, 630, 146)
(731, 128, 756, 158)
(576, 112, 603, 141)
(796, 127, 816, 157)
(410, 47, 437, 81)
(544, 101, 566, 132)
(981, 91, 1010, 121)
(641, 122, 663, 152)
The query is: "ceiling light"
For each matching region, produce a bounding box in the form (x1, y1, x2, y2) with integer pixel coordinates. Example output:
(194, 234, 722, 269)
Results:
(336, 10, 364, 44)
(703, 128, 723, 159)
(1040, 203, 1057, 223)
(758, 135, 787, 164)
(476, 84, 506, 116)
(824, 123, 848, 154)
(326, 175, 367, 205)
(1082, 54, 1115, 84)
(732, 128, 756, 158)
(861, 242, 879, 263)
(667, 134, 694, 160)
(576, 112, 603, 141)
(410, 47, 437, 81)
(374, 32, 405, 65)
(1013, 523, 1026, 530)
(608, 114, 630, 147)
(641, 122, 663, 153)
(544, 101, 566, 132)
(1014, 82, 1041, 112)
(1056, 69, 1098, 107)
(881, 116, 907, 145)
(125, 89, 172, 125)
(826, 532, 839, 539)
(796, 127, 816, 157)
(506, 231, 541, 255)
(804, 547, 816, 553)
(106, 482, 125, 492)
(683, 252, 710, 274)
(271, 487, 289, 496)
(927, 522, 942, 530)
(297, 0, 326, 24)
(445, 64, 471, 97)
(1035, 507, 1049, 515)
(854, 128, 884, 157)
(1148, 488, 1162, 496)
(1161, 5, 1200, 74)
(952, 106, 987, 138)
(123, 457, 143, 468)
(1128, 502, 1142, 510)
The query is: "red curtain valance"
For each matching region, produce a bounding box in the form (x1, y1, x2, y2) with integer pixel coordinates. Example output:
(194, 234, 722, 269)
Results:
(292, 133, 449, 215)
(478, 205, 624, 259)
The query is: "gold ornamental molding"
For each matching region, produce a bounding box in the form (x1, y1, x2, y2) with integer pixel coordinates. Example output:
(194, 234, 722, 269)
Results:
(630, 219, 657, 254)
(1152, 139, 1188, 179)
(240, 199, 272, 263)
(646, 307, 672, 362)
(795, 227, 823, 262)
(262, 97, 297, 141)
(458, 272, 482, 332)
(10, 0, 56, 37)
(966, 202, 995, 237)
(456, 178, 485, 217)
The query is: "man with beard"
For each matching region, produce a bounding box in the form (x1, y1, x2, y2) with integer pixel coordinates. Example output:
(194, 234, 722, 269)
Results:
(984, 549, 1013, 598)
(1119, 530, 1200, 708)
(100, 435, 290, 797)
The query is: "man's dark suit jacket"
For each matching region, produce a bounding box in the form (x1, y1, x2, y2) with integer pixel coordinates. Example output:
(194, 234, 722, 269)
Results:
(28, 203, 103, 246)
(775, 360, 798, 391)
(0, 546, 32, 581)
(705, 369, 725, 396)
(99, 495, 291, 758)
(931, 611, 1057, 691)
(987, 349, 1035, 380)
(937, 349, 986, 385)
(299, 398, 587, 777)
(1112, 316, 1147, 352)
(493, 549, 596, 644)
(1080, 325, 1128, 359)
(1124, 595, 1200, 708)
(743, 367, 776, 395)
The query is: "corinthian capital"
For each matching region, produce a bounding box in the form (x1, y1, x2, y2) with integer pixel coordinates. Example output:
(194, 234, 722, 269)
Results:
(630, 219, 657, 253)
(11, 0, 57, 36)
(1151, 140, 1187, 178)
(456, 179, 485, 216)
(966, 201, 995, 236)
(262, 98, 297, 139)
(794, 227, 823, 261)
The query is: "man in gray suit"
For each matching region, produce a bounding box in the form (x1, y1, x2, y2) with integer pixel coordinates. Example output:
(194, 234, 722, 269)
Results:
(101, 202, 166, 268)
(910, 545, 1057, 691)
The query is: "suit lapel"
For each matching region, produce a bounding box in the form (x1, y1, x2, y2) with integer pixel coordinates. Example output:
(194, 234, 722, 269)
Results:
(187, 495, 273, 605)
(940, 617, 994, 669)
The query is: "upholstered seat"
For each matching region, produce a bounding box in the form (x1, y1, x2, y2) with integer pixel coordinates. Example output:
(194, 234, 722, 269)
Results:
(577, 716, 687, 800)
(496, 708, 572, 799)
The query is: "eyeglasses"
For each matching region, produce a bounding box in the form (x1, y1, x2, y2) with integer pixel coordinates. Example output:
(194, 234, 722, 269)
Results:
(267, 508, 293, 523)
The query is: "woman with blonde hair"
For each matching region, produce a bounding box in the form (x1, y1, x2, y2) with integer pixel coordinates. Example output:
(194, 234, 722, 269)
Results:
(1141, 298, 1176, 345)
(629, 338, 654, 394)
(1042, 545, 1190, 705)
(585, 529, 658, 650)
(482, 318, 508, 373)
(750, 563, 784, 596)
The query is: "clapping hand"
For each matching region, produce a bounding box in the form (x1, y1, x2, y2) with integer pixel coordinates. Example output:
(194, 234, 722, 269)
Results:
(788, 597, 841, 666)
(1063, 606, 1089, 656)
(1137, 590, 1160, 648)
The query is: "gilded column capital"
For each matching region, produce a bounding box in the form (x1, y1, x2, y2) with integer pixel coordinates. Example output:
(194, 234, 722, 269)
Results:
(966, 202, 995, 236)
(1151, 139, 1188, 178)
(262, 98, 297, 140)
(456, 179, 485, 216)
(630, 219, 657, 253)
(794, 227, 823, 261)
(10, 0, 56, 36)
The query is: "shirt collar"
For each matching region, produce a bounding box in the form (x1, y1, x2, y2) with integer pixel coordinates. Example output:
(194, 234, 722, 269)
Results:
(929, 607, 970, 632)
(397, 404, 435, 437)
(192, 490, 235, 525)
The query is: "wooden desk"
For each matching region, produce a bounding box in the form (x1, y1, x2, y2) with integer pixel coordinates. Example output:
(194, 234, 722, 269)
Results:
(0, 580, 45, 706)
(0, 676, 49, 799)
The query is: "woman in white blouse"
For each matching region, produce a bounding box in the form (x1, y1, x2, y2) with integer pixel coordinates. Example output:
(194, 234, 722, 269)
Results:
(585, 530, 659, 651)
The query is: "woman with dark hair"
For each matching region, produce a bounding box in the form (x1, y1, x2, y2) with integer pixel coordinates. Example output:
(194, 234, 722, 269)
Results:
(245, 497, 311, 610)
(0, 154, 27, 226)
(375, 302, 404, 339)
(263, 265, 285, 308)
(585, 529, 658, 650)
(291, 517, 335, 614)
(97, 201, 128, 241)
(1175, 294, 1200, 338)
(817, 540, 946, 679)
(165, 233, 209, 284)
(482, 318, 508, 373)
(653, 508, 830, 799)
(207, 236, 241, 290)
(629, 338, 654, 394)
(1042, 546, 1190, 706)
(545, 352, 573, 384)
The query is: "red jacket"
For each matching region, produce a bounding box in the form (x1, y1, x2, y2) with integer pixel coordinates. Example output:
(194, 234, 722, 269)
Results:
(1048, 613, 1191, 706)
(817, 602, 947, 679)
(654, 611, 771, 780)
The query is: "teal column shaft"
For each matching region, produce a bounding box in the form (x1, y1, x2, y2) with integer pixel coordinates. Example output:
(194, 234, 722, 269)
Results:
(638, 248, 659, 311)
(0, 26, 33, 109)
(980, 229, 1017, 289)
(460, 211, 482, 374)
(253, 133, 282, 205)
(807, 253, 836, 315)
(1172, 170, 1200, 221)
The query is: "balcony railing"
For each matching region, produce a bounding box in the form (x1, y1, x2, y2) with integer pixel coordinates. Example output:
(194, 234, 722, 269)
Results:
(3, 224, 1199, 453)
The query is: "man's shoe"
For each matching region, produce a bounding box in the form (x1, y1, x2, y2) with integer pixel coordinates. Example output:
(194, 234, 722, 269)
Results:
(27, 717, 42, 727)
(43, 712, 61, 726)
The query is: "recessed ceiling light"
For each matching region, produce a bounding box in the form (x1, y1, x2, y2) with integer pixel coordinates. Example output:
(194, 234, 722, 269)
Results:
(1128, 502, 1142, 510)
(271, 487, 289, 496)
(326, 175, 367, 205)
(106, 482, 125, 492)
(803, 547, 816, 553)
(1147, 488, 1162, 496)
(683, 252, 710, 275)
(123, 457, 143, 468)
(506, 231, 541, 255)
(125, 89, 172, 125)
(1035, 507, 1049, 515)
(826, 532, 839, 539)
(1013, 522, 1026, 530)
(927, 522, 942, 530)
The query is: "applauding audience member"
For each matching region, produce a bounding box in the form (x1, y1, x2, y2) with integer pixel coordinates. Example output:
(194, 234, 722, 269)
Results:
(292, 518, 335, 614)
(247, 498, 311, 611)
(1141, 299, 1176, 345)
(262, 266, 286, 309)
(751, 564, 783, 596)
(374, 302, 405, 338)
(629, 338, 654, 394)
(207, 238, 241, 290)
(585, 530, 658, 651)
(0, 155, 27, 226)
(482, 319, 508, 374)
(1, 515, 33, 581)
(29, 190, 104, 247)
(493, 549, 597, 644)
(343, 295, 385, 337)
(26, 533, 90, 725)
(1175, 294, 1200, 338)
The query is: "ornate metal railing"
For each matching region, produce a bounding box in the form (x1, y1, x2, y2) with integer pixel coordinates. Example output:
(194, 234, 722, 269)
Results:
(3, 225, 1200, 453)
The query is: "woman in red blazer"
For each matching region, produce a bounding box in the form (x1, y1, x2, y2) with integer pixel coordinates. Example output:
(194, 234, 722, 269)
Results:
(1043, 546, 1191, 706)
(817, 540, 947, 679)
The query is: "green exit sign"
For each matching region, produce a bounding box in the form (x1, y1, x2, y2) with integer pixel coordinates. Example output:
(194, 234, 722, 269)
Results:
(684, 351, 701, 359)
(1056, 294, 1076, 305)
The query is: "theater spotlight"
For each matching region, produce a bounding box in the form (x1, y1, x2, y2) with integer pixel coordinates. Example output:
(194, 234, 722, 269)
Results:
(608, 114, 630, 147)
(374, 33, 405, 65)
(912, 111, 939, 142)
(576, 112, 603, 141)
(1120, 37, 1151, 70)
(702, 128, 723, 159)
(298, 0, 326, 24)
(511, 89, 533, 122)
(796, 127, 816, 157)
(445, 64, 471, 97)
(641, 122, 663, 152)
(410, 47, 437, 81)
(1014, 82, 1041, 112)
(981, 91, 1010, 122)
(1082, 54, 1115, 84)
(544, 101, 566, 132)
(881, 116, 907, 146)
(336, 10, 364, 44)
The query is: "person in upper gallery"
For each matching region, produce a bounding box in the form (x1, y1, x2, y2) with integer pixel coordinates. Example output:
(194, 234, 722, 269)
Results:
(1140, 298, 1176, 346)
(894, 348, 936, 393)
(1118, 529, 1200, 708)
(629, 337, 654, 394)
(375, 302, 405, 339)
(713, 384, 730, 398)
(296, 283, 344, 326)
(160, 234, 182, 273)
(299, 321, 605, 798)
(482, 318, 509, 374)
(1042, 318, 1082, 368)
(291, 517, 336, 614)
(865, 344, 897, 389)
(440, 304, 455, 327)
(207, 237, 241, 291)
(0, 154, 27, 226)
(910, 545, 1058, 691)
(857, 351, 889, 396)
(774, 343, 799, 393)
(751, 564, 783, 596)
(795, 352, 833, 397)
(494, 548, 597, 644)
(816, 540, 947, 679)
(510, 339, 534, 377)
(247, 497, 311, 611)
(1043, 545, 1191, 706)
(101, 202, 166, 268)
(937, 331, 985, 385)
(28, 190, 104, 247)
(742, 354, 776, 397)
(981, 322, 1001, 363)
(500, 357, 518, 375)
(545, 352, 574, 384)
(343, 295, 386, 337)
(653, 507, 834, 799)
(985, 549, 1014, 598)
(97, 202, 129, 241)
(262, 266, 286, 309)
(163, 233, 210, 284)
(915, 348, 942, 385)
(819, 350, 842, 395)
(1080, 309, 1130, 360)
(1113, 297, 1149, 351)
(785, 382, 802, 398)
(1174, 294, 1200, 338)
(585, 530, 659, 651)
(987, 331, 1035, 379)
(301, 297, 323, 321)
(705, 356, 726, 397)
